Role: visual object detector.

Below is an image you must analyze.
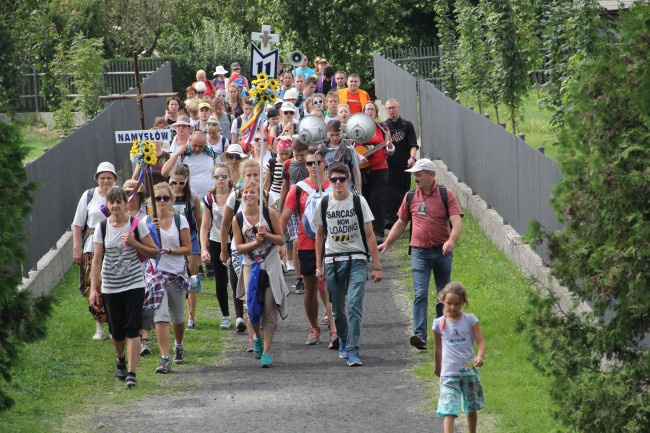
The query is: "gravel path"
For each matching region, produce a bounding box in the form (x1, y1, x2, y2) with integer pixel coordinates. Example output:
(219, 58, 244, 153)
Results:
(93, 253, 442, 433)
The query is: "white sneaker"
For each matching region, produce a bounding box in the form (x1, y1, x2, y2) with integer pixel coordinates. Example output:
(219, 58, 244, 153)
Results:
(286, 260, 295, 272)
(92, 330, 105, 341)
(220, 316, 232, 329)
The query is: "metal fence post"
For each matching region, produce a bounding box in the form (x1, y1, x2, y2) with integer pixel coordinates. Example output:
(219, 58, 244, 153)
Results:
(33, 64, 40, 113)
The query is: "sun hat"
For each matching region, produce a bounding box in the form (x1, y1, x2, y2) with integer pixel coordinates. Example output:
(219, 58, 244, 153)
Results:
(213, 65, 228, 76)
(405, 158, 436, 173)
(280, 102, 296, 113)
(122, 179, 145, 199)
(234, 77, 246, 86)
(95, 162, 117, 180)
(231, 62, 241, 70)
(198, 102, 212, 110)
(283, 88, 299, 100)
(172, 116, 192, 128)
(194, 81, 207, 93)
(225, 143, 248, 158)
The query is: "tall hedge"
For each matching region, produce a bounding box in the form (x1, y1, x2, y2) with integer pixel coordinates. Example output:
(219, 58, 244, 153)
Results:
(0, 124, 51, 411)
(525, 5, 650, 432)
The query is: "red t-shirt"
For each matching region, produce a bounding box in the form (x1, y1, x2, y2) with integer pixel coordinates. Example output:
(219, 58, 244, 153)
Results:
(358, 124, 388, 171)
(397, 181, 464, 247)
(347, 94, 362, 114)
(284, 178, 332, 250)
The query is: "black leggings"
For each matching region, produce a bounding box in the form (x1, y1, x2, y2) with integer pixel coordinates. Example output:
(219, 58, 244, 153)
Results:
(208, 240, 244, 319)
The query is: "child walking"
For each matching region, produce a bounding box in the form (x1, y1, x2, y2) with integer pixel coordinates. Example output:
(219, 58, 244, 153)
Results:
(433, 282, 486, 433)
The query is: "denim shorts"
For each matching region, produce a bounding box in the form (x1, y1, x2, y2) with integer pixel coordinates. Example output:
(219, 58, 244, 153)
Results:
(190, 231, 201, 255)
(437, 375, 486, 418)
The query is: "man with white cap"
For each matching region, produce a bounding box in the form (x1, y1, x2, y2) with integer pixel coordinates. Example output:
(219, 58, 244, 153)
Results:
(378, 158, 463, 351)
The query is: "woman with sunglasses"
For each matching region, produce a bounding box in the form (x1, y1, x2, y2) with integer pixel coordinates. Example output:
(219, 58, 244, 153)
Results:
(249, 132, 273, 177)
(200, 163, 235, 329)
(270, 102, 299, 142)
(146, 182, 192, 373)
(169, 164, 202, 330)
(232, 180, 288, 367)
(123, 179, 156, 356)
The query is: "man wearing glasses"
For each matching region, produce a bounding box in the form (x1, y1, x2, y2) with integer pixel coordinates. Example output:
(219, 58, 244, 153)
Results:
(313, 163, 383, 367)
(162, 131, 216, 197)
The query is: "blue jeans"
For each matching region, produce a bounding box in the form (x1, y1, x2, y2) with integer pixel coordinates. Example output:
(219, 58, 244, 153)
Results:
(325, 259, 367, 354)
(411, 246, 453, 341)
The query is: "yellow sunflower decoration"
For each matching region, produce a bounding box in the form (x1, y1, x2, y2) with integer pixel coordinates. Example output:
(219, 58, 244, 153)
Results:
(143, 153, 158, 165)
(247, 72, 280, 107)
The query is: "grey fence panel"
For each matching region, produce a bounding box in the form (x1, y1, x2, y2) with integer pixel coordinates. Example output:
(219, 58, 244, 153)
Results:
(23, 63, 172, 273)
(373, 54, 418, 126)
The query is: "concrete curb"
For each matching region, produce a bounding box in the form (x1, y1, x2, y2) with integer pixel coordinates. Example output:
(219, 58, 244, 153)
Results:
(431, 159, 583, 313)
(20, 231, 73, 296)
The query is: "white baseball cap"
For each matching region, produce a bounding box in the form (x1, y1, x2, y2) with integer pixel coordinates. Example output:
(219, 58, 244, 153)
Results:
(405, 158, 436, 173)
(283, 88, 299, 100)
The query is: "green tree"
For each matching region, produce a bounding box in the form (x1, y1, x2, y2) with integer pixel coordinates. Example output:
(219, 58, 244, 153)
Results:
(0, 0, 22, 114)
(483, 0, 530, 132)
(434, 0, 460, 98)
(455, 0, 490, 113)
(0, 124, 51, 411)
(525, 5, 650, 432)
(539, 0, 610, 125)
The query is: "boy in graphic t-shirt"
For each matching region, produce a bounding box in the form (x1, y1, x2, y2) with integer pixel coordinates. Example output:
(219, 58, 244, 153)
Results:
(313, 162, 383, 367)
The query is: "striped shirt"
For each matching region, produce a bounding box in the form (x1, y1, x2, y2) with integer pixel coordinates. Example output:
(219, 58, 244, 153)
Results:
(93, 219, 150, 294)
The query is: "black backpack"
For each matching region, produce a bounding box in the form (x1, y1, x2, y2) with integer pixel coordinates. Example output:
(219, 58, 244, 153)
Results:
(405, 186, 449, 255)
(234, 205, 275, 238)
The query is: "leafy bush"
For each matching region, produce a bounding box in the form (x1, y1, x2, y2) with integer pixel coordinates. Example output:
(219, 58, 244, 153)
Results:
(525, 5, 650, 432)
(0, 123, 51, 411)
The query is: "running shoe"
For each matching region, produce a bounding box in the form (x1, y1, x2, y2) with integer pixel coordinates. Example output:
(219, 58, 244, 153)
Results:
(220, 316, 232, 330)
(173, 345, 185, 364)
(140, 339, 152, 356)
(347, 352, 363, 367)
(125, 373, 138, 388)
(253, 337, 263, 359)
(286, 260, 295, 272)
(155, 356, 172, 374)
(236, 317, 246, 333)
(328, 333, 339, 350)
(92, 330, 105, 341)
(294, 278, 305, 295)
(186, 319, 197, 330)
(338, 338, 348, 359)
(321, 313, 329, 326)
(115, 357, 128, 380)
(260, 353, 272, 368)
(409, 334, 427, 351)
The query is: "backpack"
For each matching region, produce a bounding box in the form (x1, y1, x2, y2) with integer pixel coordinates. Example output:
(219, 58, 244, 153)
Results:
(319, 194, 368, 256)
(180, 144, 217, 164)
(405, 185, 449, 255)
(234, 205, 275, 238)
(295, 180, 332, 240)
(81, 188, 95, 240)
(100, 216, 144, 261)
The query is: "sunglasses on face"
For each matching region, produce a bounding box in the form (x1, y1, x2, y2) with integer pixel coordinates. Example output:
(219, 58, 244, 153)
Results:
(227, 154, 242, 160)
(329, 176, 348, 183)
(283, 111, 294, 115)
(170, 180, 186, 186)
(252, 137, 262, 143)
(213, 174, 229, 179)
(305, 160, 323, 167)
(313, 99, 324, 105)
(207, 122, 219, 127)
(155, 195, 172, 202)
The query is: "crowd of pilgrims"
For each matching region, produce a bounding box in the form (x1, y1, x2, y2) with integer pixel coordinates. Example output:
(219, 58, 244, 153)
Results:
(72, 56, 419, 387)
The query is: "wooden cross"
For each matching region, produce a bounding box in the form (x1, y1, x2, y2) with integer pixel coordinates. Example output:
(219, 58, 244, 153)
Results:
(99, 51, 177, 232)
(252, 25, 280, 55)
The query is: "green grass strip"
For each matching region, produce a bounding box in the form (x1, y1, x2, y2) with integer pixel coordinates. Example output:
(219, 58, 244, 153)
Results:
(0, 270, 224, 432)
(392, 212, 561, 433)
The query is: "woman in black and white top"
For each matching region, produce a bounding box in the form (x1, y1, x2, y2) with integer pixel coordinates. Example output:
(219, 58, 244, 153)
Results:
(89, 187, 158, 389)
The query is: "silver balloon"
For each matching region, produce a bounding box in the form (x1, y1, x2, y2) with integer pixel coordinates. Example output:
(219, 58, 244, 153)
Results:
(345, 113, 376, 143)
(297, 115, 328, 145)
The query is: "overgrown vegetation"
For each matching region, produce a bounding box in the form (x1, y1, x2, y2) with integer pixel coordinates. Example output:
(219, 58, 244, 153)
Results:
(0, 123, 51, 411)
(525, 5, 650, 432)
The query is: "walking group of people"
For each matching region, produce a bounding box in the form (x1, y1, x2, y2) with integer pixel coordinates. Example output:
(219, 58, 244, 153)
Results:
(71, 56, 486, 432)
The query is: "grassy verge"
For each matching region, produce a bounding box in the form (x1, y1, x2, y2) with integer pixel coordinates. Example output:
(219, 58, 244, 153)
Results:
(13, 116, 61, 163)
(459, 90, 560, 163)
(0, 269, 223, 432)
(392, 212, 560, 433)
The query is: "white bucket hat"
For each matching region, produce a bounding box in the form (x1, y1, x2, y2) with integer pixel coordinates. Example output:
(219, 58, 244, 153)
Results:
(95, 162, 117, 180)
(225, 143, 249, 158)
(213, 65, 228, 76)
